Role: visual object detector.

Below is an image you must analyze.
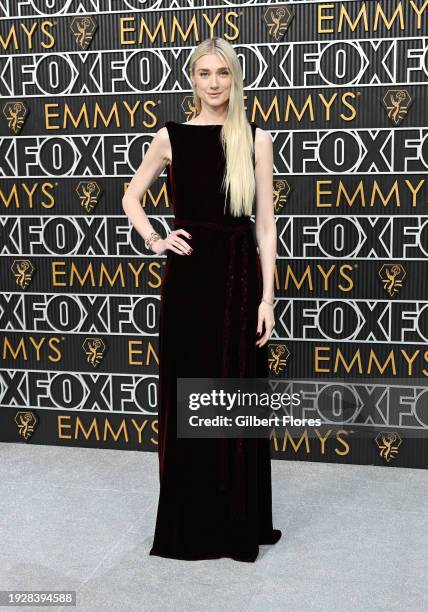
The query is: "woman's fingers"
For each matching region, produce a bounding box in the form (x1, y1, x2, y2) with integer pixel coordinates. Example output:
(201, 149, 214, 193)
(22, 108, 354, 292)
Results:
(176, 229, 192, 240)
(167, 244, 184, 255)
(171, 237, 192, 254)
(256, 328, 270, 346)
(256, 330, 272, 347)
(173, 229, 192, 253)
(165, 232, 192, 255)
(170, 230, 193, 255)
(256, 319, 275, 346)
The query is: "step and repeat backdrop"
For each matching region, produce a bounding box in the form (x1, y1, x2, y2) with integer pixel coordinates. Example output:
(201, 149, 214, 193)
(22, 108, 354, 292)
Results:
(0, 0, 427, 468)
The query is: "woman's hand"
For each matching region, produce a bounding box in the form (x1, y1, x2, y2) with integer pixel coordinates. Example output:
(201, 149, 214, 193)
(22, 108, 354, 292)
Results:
(150, 229, 193, 256)
(255, 301, 275, 347)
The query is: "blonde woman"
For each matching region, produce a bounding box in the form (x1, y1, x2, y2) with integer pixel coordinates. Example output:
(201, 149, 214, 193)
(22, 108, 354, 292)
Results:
(122, 37, 281, 562)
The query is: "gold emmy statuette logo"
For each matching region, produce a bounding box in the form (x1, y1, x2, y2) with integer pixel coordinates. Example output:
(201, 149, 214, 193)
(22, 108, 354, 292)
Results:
(2, 101, 29, 134)
(382, 89, 413, 126)
(11, 259, 35, 289)
(14, 411, 38, 441)
(263, 6, 294, 41)
(75, 181, 102, 213)
(70, 16, 97, 50)
(378, 264, 406, 296)
(181, 96, 198, 121)
(375, 431, 402, 462)
(273, 179, 292, 212)
(268, 343, 290, 375)
(82, 337, 107, 367)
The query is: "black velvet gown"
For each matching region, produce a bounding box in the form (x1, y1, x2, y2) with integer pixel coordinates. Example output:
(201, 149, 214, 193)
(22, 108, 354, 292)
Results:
(149, 120, 281, 562)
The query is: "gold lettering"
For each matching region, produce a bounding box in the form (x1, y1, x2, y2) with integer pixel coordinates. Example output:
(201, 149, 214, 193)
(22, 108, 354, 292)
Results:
(318, 3, 335, 34)
(338, 264, 354, 292)
(315, 429, 332, 454)
(338, 4, 369, 32)
(405, 179, 424, 208)
(75, 417, 100, 440)
(318, 93, 338, 121)
(58, 416, 72, 439)
(340, 92, 357, 120)
(401, 349, 421, 376)
(335, 430, 350, 455)
(367, 350, 396, 375)
(315, 347, 331, 372)
(410, 0, 428, 28)
(374, 3, 404, 31)
(285, 96, 315, 122)
(335, 349, 363, 374)
(316, 180, 333, 208)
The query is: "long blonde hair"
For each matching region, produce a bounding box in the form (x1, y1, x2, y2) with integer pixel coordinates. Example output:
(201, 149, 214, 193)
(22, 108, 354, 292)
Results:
(188, 37, 255, 217)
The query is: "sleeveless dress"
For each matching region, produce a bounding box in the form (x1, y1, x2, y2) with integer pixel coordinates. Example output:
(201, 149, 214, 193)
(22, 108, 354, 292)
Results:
(149, 120, 281, 562)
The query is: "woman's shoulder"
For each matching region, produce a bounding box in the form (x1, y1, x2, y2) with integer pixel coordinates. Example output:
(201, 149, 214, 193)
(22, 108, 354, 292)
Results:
(151, 124, 172, 158)
(153, 123, 171, 141)
(159, 120, 178, 133)
(252, 122, 272, 143)
(252, 123, 272, 166)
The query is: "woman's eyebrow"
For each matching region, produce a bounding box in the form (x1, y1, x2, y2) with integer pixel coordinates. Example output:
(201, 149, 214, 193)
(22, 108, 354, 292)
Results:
(197, 67, 229, 72)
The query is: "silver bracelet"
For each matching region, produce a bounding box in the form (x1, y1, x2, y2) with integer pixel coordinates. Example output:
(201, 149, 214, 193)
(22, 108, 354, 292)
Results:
(261, 298, 274, 306)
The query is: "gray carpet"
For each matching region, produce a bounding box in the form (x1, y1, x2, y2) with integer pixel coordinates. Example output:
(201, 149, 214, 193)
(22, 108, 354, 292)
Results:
(0, 442, 426, 612)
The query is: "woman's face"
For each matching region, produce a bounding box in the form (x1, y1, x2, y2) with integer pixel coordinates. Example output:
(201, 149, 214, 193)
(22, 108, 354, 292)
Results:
(191, 53, 232, 109)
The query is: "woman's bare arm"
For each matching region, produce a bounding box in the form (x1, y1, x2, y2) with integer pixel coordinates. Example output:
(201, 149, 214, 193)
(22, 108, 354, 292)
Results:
(121, 127, 171, 243)
(254, 127, 277, 304)
(122, 127, 192, 255)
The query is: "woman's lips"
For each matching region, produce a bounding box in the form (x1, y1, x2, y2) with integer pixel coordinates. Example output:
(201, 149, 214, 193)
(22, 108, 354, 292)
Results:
(208, 92, 221, 96)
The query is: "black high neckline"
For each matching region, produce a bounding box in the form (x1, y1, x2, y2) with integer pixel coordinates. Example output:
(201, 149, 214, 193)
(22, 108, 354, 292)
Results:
(172, 121, 224, 127)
